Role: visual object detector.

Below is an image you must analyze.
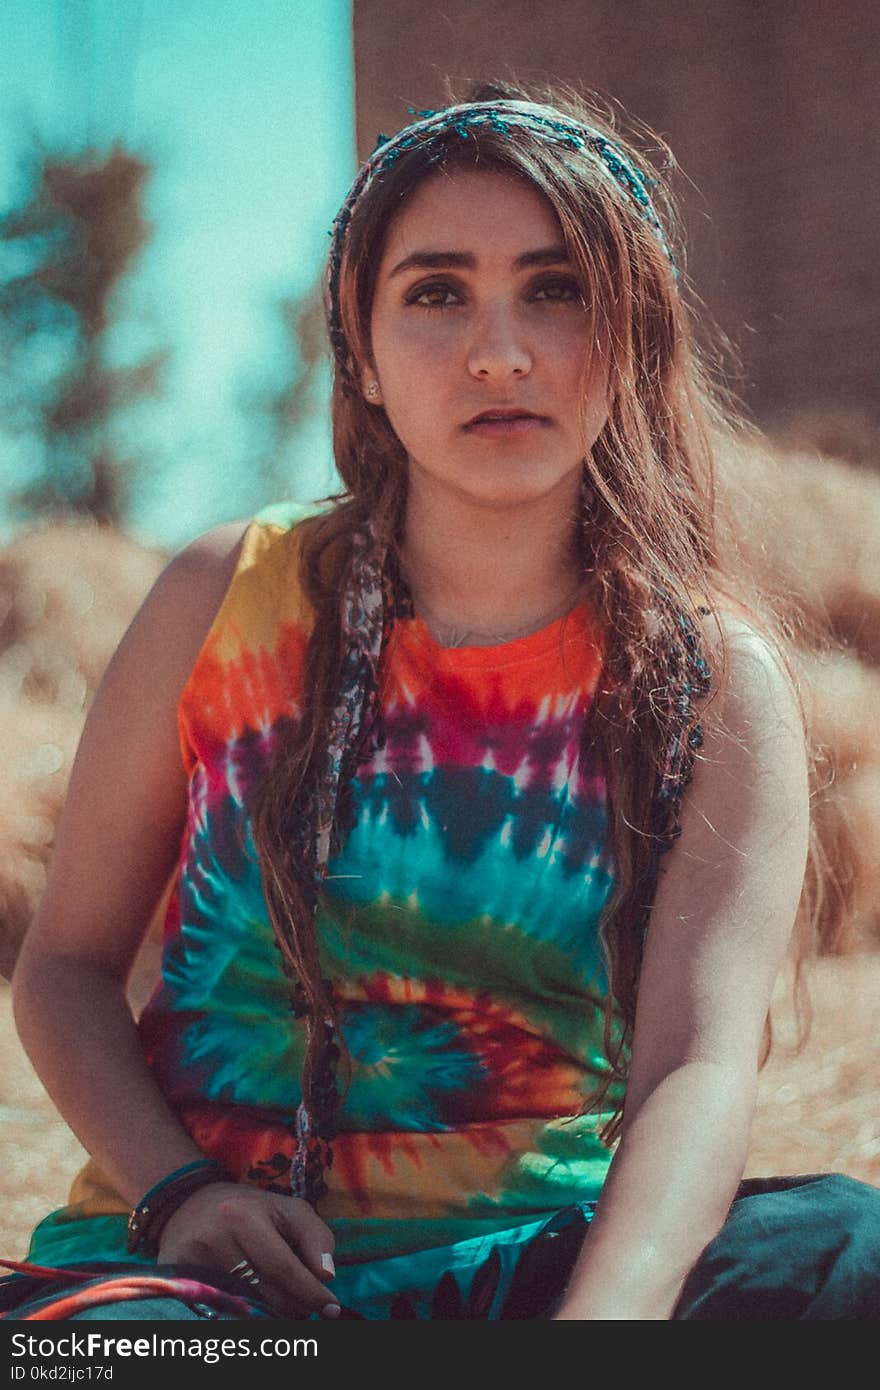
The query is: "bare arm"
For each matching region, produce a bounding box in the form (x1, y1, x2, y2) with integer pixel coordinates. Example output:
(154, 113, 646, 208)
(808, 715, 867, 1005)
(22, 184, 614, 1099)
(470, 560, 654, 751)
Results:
(12, 521, 250, 1201)
(555, 616, 810, 1319)
(11, 520, 340, 1315)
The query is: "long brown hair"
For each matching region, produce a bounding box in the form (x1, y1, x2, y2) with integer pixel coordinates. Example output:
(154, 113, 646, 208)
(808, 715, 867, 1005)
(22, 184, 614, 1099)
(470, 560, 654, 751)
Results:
(250, 79, 830, 1153)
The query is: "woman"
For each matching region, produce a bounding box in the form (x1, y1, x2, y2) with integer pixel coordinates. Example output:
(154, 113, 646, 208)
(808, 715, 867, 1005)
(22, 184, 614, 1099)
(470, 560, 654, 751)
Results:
(2, 82, 878, 1321)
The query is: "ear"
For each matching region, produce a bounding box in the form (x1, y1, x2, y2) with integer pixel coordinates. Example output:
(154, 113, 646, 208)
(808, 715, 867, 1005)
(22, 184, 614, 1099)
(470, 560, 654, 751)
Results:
(360, 365, 383, 405)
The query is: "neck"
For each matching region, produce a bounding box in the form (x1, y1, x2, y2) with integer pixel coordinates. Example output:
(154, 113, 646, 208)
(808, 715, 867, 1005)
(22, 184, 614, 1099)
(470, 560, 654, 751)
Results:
(401, 472, 586, 645)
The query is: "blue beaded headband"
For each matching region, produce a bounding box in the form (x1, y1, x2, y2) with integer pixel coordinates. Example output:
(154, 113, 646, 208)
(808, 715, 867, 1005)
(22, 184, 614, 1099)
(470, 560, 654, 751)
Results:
(326, 99, 677, 383)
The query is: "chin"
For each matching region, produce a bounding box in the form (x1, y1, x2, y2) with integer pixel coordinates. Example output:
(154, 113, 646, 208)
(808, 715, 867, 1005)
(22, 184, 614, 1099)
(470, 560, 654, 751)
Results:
(407, 450, 581, 510)
(457, 466, 578, 510)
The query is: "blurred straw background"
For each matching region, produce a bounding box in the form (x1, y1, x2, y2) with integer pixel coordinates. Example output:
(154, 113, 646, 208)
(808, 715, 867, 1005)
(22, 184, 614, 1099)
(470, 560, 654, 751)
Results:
(1, 1, 879, 1257)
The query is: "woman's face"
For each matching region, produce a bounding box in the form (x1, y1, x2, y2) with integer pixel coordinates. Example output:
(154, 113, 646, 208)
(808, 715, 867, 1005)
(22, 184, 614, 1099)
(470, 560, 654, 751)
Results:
(366, 166, 609, 512)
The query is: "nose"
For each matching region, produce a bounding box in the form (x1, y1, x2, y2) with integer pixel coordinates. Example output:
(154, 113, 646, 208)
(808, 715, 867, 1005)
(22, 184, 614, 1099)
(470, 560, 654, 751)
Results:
(466, 301, 532, 380)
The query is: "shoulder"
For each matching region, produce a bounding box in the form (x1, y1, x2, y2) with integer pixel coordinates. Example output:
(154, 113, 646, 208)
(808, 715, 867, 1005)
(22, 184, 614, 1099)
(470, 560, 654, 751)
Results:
(153, 505, 336, 698)
(683, 605, 809, 858)
(696, 601, 802, 742)
(81, 519, 255, 718)
(163, 501, 333, 603)
(127, 519, 252, 663)
(641, 595, 810, 887)
(162, 497, 327, 583)
(657, 593, 803, 780)
(164, 518, 252, 587)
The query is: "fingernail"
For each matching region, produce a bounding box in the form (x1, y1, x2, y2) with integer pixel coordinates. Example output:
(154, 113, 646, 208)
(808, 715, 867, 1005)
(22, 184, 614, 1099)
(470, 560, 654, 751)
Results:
(321, 1252, 336, 1276)
(321, 1302, 342, 1319)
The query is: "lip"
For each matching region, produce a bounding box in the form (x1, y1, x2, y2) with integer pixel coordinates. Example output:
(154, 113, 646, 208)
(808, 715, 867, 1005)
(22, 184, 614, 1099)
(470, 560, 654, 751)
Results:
(462, 409, 550, 434)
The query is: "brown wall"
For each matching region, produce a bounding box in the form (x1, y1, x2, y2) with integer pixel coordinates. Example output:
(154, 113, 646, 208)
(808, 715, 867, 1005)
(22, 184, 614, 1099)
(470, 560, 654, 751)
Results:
(354, 1, 879, 440)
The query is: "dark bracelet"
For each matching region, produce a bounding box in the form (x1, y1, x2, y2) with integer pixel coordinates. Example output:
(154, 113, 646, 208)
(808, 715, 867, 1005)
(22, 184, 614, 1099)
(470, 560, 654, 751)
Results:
(126, 1158, 230, 1256)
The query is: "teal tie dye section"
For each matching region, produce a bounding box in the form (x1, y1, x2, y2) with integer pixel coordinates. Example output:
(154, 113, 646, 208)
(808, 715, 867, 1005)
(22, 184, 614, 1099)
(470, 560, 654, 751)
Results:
(325, 767, 614, 977)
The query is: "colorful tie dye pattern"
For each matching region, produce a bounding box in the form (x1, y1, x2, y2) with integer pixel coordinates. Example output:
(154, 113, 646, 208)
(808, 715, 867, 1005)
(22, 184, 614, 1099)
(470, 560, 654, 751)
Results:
(26, 501, 622, 1278)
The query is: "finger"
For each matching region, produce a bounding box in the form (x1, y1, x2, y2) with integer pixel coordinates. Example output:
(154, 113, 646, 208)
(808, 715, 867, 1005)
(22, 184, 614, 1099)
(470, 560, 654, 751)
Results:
(244, 1274, 340, 1321)
(223, 1251, 293, 1319)
(228, 1218, 339, 1317)
(270, 1196, 337, 1284)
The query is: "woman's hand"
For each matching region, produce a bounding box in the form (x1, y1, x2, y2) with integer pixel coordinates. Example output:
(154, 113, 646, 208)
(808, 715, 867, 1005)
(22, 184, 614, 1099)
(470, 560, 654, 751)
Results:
(156, 1182, 339, 1318)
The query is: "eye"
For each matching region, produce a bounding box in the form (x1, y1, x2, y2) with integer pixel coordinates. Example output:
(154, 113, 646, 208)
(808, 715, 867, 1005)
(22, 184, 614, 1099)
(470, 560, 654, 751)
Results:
(530, 275, 584, 304)
(404, 280, 461, 310)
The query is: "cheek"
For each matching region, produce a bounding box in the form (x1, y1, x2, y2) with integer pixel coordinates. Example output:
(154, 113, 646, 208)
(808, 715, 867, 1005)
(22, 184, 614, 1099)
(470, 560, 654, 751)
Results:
(535, 316, 593, 375)
(579, 374, 611, 449)
(373, 320, 461, 388)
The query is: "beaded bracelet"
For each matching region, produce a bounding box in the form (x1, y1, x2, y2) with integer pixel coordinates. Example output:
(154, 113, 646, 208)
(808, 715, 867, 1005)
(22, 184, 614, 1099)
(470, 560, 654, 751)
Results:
(126, 1158, 230, 1256)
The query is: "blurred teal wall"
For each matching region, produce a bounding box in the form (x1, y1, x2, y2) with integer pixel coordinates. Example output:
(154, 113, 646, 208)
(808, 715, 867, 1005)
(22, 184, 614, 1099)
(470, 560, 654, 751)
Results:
(0, 0, 355, 550)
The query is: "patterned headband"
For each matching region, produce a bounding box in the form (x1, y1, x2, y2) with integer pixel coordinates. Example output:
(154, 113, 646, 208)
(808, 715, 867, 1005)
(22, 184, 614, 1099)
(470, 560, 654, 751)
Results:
(326, 98, 678, 383)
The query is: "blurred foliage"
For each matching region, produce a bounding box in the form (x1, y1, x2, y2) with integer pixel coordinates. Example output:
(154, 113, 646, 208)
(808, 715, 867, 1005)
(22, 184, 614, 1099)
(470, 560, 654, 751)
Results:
(0, 143, 168, 527)
(239, 276, 330, 502)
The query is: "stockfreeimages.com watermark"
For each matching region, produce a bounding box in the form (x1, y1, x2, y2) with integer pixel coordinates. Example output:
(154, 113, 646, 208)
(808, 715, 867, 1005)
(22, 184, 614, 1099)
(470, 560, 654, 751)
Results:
(10, 1330, 317, 1369)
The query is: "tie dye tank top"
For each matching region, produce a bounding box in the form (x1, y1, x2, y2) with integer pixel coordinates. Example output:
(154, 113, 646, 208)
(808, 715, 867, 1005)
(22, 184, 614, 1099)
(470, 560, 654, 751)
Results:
(47, 501, 622, 1267)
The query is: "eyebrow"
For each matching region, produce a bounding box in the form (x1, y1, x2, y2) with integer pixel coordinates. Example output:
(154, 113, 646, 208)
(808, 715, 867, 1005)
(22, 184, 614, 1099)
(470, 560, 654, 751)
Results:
(386, 246, 572, 279)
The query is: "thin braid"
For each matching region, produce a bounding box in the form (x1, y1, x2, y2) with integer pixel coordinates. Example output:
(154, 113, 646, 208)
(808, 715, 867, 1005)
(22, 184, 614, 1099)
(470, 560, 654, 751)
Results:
(281, 519, 394, 1203)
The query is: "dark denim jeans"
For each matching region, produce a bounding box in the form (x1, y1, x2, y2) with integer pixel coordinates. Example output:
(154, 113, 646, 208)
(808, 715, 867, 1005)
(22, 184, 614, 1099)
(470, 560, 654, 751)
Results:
(2, 1173, 878, 1321)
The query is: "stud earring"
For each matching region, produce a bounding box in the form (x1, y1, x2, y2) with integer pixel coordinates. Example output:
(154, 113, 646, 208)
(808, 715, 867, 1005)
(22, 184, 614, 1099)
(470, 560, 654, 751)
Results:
(365, 380, 380, 400)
